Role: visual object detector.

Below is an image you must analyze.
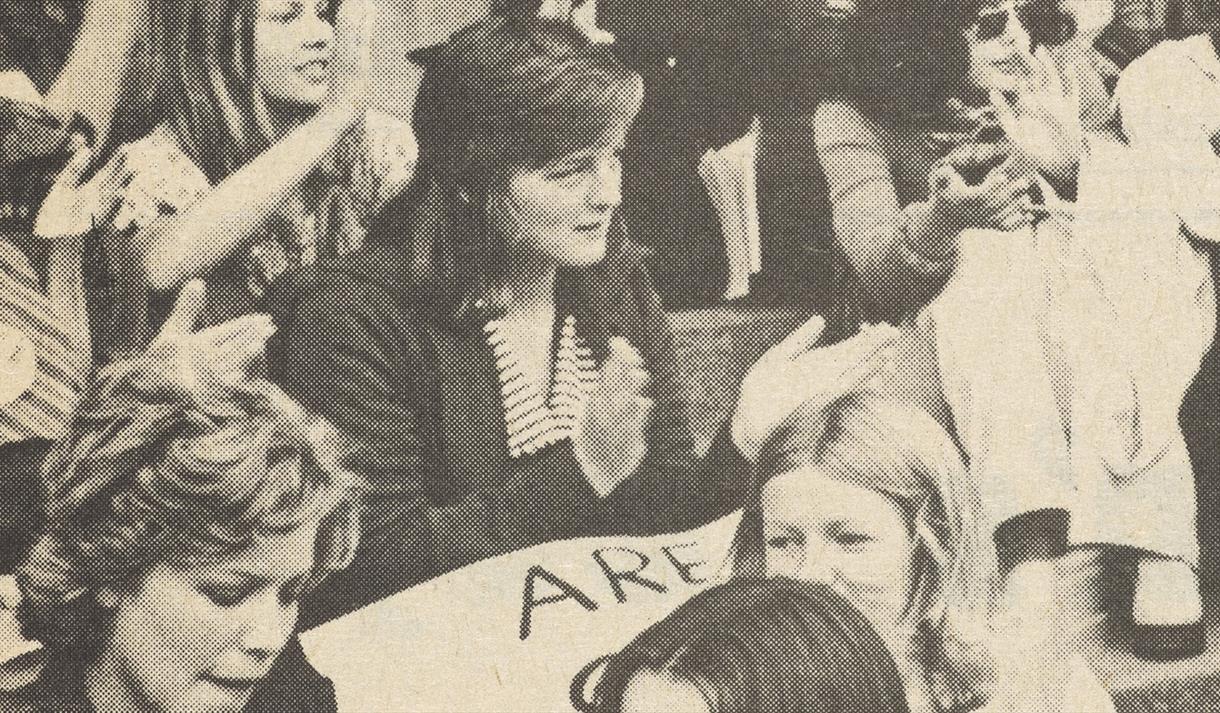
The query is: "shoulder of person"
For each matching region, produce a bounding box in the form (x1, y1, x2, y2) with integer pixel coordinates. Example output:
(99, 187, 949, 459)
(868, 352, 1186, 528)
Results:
(114, 124, 191, 171)
(264, 239, 419, 353)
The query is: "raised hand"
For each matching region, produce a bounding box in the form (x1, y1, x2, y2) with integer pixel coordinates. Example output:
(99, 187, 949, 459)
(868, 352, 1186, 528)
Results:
(143, 280, 277, 416)
(573, 337, 654, 497)
(328, 0, 377, 111)
(731, 317, 900, 461)
(991, 45, 1084, 192)
(34, 142, 131, 239)
(927, 144, 1037, 240)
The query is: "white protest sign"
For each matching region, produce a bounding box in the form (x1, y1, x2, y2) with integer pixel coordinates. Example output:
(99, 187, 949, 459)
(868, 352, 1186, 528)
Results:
(300, 513, 741, 712)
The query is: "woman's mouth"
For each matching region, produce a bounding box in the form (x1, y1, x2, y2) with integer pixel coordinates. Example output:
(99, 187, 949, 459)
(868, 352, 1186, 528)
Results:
(201, 672, 262, 694)
(296, 58, 330, 83)
(573, 220, 605, 233)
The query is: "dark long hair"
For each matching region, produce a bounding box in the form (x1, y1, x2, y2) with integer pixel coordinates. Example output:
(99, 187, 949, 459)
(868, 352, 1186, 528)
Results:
(843, 0, 1075, 127)
(571, 578, 910, 713)
(391, 8, 644, 327)
(152, 0, 338, 184)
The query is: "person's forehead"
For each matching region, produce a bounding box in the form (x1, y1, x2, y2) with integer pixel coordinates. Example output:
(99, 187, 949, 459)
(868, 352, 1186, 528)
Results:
(621, 669, 711, 713)
(194, 520, 320, 580)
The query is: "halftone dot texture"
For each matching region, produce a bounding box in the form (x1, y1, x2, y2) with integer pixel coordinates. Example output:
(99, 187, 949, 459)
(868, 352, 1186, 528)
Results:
(3, 0, 1220, 711)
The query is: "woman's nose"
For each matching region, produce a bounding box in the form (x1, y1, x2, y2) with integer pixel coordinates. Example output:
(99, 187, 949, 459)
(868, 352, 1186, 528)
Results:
(302, 15, 334, 49)
(588, 160, 623, 210)
(238, 595, 296, 660)
(1004, 9, 1032, 49)
(796, 548, 839, 587)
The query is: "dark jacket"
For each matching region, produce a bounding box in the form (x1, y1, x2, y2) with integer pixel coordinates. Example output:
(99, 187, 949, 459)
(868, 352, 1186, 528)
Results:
(267, 221, 746, 624)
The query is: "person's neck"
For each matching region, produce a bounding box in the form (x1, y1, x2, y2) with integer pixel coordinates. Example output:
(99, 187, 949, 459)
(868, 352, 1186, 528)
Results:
(500, 253, 558, 317)
(257, 94, 316, 141)
(888, 628, 939, 713)
(85, 648, 146, 713)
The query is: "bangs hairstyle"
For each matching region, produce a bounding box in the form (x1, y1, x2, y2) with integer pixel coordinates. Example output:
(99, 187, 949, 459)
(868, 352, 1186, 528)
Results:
(15, 363, 361, 651)
(732, 389, 995, 711)
(154, 0, 339, 184)
(395, 10, 644, 321)
(572, 578, 910, 713)
(411, 11, 643, 195)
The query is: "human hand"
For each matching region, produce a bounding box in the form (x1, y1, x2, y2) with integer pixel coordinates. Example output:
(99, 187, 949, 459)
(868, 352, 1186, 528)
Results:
(991, 45, 1084, 191)
(34, 141, 130, 239)
(573, 337, 653, 497)
(328, 0, 376, 112)
(731, 317, 899, 461)
(144, 280, 277, 416)
(926, 146, 1036, 242)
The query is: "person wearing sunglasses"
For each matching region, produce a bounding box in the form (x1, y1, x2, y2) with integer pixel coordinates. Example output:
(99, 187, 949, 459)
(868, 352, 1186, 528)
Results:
(936, 0, 1213, 663)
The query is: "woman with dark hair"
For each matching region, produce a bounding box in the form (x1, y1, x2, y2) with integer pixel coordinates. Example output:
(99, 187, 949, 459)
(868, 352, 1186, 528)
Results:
(271, 7, 742, 622)
(47, 0, 416, 358)
(0, 284, 361, 713)
(571, 577, 911, 713)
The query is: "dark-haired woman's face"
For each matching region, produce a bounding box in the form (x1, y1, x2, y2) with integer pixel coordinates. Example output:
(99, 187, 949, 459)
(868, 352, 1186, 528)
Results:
(493, 128, 628, 270)
(964, 0, 1035, 92)
(97, 520, 320, 713)
(255, 0, 335, 108)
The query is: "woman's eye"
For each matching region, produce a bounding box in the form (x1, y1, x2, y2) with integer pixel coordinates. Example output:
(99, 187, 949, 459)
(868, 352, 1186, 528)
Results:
(832, 530, 875, 548)
(766, 532, 801, 551)
(198, 582, 255, 608)
(267, 2, 303, 22)
(545, 162, 594, 181)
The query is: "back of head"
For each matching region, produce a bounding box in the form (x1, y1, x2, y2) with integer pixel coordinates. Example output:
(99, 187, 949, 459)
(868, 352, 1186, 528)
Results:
(576, 578, 910, 713)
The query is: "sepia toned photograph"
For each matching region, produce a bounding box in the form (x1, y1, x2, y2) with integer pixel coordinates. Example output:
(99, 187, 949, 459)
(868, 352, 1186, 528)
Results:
(1, 0, 1220, 710)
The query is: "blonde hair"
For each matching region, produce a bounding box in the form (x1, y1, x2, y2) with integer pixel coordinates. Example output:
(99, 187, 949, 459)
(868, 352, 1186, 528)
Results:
(734, 388, 996, 711)
(14, 358, 361, 651)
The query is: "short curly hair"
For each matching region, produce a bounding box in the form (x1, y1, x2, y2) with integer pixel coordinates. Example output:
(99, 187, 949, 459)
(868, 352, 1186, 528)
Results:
(14, 358, 361, 651)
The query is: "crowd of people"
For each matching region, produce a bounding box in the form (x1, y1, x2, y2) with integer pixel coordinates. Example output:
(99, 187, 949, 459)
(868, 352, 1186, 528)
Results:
(1, 0, 1218, 711)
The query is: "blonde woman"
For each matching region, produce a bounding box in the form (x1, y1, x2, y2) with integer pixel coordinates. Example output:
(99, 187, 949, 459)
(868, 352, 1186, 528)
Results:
(730, 319, 1115, 713)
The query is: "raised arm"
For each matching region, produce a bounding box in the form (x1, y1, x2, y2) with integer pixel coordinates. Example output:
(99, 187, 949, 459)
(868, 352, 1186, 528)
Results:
(42, 0, 145, 148)
(136, 0, 377, 291)
(814, 99, 1038, 320)
(812, 99, 958, 320)
(136, 104, 364, 291)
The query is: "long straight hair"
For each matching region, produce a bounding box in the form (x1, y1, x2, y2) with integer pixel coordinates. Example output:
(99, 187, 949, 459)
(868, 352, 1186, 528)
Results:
(732, 389, 995, 712)
(394, 10, 644, 329)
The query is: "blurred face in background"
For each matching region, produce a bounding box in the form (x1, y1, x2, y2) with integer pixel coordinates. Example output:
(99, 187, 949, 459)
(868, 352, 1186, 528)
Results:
(254, 0, 335, 108)
(964, 0, 1037, 92)
(493, 122, 630, 271)
(761, 465, 916, 636)
(98, 520, 321, 713)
